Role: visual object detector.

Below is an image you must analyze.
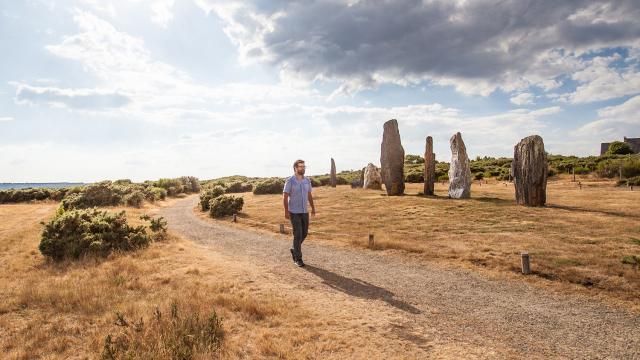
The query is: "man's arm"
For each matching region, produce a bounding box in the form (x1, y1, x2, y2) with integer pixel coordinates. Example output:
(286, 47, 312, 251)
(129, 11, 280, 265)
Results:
(308, 192, 315, 216)
(283, 192, 290, 219)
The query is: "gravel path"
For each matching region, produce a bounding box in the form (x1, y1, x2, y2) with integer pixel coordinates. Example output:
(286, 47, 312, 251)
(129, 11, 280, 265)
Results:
(162, 195, 640, 359)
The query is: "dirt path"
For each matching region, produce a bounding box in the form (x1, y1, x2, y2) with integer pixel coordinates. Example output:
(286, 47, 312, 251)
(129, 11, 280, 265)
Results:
(161, 195, 640, 359)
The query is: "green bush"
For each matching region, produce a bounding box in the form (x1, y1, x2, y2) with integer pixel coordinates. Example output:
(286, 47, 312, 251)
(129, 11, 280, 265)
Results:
(253, 178, 285, 195)
(596, 157, 640, 178)
(150, 187, 167, 201)
(0, 187, 72, 204)
(474, 172, 484, 180)
(124, 191, 145, 208)
(405, 154, 425, 164)
(199, 186, 225, 211)
(209, 195, 244, 218)
(225, 181, 253, 193)
(625, 176, 640, 186)
(404, 170, 424, 183)
(607, 141, 634, 155)
(39, 208, 149, 261)
(574, 166, 590, 175)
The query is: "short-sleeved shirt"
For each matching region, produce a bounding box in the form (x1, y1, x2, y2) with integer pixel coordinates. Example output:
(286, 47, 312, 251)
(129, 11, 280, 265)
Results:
(283, 175, 312, 214)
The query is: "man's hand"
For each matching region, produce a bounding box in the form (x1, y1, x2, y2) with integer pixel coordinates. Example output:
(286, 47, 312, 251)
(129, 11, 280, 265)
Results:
(311, 208, 316, 217)
(285, 211, 290, 220)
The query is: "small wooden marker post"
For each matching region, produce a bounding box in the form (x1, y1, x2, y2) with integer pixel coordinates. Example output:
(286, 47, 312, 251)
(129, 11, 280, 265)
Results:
(521, 252, 531, 275)
(368, 234, 374, 248)
(572, 167, 576, 182)
(279, 224, 285, 234)
(232, 213, 237, 223)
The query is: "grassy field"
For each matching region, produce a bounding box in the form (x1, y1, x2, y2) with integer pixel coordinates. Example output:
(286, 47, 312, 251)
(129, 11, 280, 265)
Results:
(223, 175, 640, 308)
(0, 200, 362, 359)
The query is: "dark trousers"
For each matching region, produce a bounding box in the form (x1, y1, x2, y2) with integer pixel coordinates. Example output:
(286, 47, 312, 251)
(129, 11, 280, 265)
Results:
(289, 212, 309, 261)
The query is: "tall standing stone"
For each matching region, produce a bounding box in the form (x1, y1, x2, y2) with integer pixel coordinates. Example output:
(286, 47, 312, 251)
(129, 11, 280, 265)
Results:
(330, 158, 337, 188)
(448, 132, 471, 199)
(363, 163, 383, 190)
(360, 167, 365, 188)
(424, 136, 436, 195)
(380, 119, 405, 195)
(513, 135, 547, 206)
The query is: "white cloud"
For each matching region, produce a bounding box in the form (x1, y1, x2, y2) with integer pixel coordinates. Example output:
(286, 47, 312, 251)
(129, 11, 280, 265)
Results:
(150, 0, 175, 28)
(565, 55, 640, 103)
(510, 92, 535, 105)
(0, 116, 14, 122)
(13, 83, 130, 110)
(195, 0, 640, 97)
(576, 95, 640, 137)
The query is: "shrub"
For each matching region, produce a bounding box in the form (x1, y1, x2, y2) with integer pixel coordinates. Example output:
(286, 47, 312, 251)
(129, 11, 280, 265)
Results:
(474, 172, 484, 180)
(309, 177, 321, 187)
(180, 176, 201, 193)
(39, 209, 149, 261)
(404, 154, 425, 164)
(150, 187, 167, 201)
(199, 186, 225, 211)
(253, 178, 285, 195)
(404, 170, 424, 183)
(124, 191, 145, 208)
(225, 181, 253, 193)
(209, 195, 244, 218)
(625, 176, 640, 186)
(596, 157, 640, 178)
(606, 141, 634, 155)
(573, 166, 590, 175)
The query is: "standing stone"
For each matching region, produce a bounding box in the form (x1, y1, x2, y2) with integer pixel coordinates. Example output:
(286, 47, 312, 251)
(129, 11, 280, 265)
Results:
(363, 163, 383, 190)
(513, 135, 547, 206)
(360, 167, 366, 188)
(448, 132, 471, 199)
(423, 136, 436, 195)
(380, 119, 405, 195)
(330, 158, 337, 188)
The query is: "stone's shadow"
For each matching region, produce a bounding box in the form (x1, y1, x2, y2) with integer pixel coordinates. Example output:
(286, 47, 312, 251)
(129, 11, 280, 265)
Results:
(473, 197, 513, 204)
(303, 264, 421, 314)
(546, 204, 636, 219)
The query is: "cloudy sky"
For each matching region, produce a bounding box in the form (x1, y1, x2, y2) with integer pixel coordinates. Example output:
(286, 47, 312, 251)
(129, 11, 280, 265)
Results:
(1, 0, 639, 182)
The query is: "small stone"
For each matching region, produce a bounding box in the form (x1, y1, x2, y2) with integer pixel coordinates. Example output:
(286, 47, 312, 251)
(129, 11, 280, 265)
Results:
(363, 163, 382, 190)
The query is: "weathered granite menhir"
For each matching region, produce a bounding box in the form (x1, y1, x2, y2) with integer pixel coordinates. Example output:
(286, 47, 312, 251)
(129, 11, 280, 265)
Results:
(424, 136, 436, 195)
(380, 119, 405, 195)
(513, 135, 547, 206)
(363, 163, 382, 190)
(330, 158, 337, 188)
(448, 132, 471, 199)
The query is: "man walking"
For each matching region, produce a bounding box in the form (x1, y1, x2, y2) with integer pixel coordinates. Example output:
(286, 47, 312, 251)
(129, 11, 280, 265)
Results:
(283, 159, 316, 267)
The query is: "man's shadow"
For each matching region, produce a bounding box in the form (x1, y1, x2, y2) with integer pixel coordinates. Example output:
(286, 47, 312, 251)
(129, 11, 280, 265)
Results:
(303, 264, 421, 314)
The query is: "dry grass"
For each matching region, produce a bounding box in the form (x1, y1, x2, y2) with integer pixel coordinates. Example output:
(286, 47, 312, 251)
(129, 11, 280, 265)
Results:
(223, 175, 640, 308)
(0, 201, 356, 359)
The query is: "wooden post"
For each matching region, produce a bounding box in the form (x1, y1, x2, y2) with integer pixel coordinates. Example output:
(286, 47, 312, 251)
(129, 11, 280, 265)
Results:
(279, 224, 285, 234)
(368, 234, 374, 248)
(521, 252, 531, 275)
(578, 181, 582, 190)
(572, 167, 576, 182)
(232, 213, 237, 222)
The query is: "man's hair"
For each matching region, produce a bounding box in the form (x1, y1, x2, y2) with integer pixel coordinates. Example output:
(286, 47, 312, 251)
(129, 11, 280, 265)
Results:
(293, 159, 305, 169)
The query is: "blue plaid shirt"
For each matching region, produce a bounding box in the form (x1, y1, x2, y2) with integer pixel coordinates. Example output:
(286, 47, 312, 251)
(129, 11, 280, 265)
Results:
(283, 175, 312, 214)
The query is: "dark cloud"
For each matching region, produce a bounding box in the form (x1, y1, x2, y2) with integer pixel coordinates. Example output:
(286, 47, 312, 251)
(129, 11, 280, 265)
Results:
(211, 0, 640, 93)
(15, 84, 130, 109)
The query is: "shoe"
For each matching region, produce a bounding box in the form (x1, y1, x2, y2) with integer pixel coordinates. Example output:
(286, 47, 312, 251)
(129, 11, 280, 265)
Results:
(290, 249, 296, 262)
(295, 259, 305, 267)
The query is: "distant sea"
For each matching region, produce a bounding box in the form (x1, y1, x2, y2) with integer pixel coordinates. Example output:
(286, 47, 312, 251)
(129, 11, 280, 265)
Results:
(0, 183, 85, 190)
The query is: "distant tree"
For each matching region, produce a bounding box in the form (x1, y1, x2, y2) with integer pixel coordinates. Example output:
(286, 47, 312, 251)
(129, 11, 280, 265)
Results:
(404, 154, 424, 164)
(606, 141, 634, 155)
